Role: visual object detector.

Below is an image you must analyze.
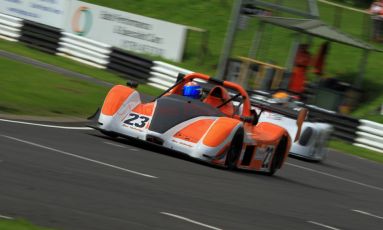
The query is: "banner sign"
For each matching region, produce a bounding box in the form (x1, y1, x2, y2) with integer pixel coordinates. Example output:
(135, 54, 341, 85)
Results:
(66, 1, 187, 61)
(0, 0, 70, 28)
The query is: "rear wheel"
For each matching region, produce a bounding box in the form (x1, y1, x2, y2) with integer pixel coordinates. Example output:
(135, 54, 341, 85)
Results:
(225, 128, 244, 170)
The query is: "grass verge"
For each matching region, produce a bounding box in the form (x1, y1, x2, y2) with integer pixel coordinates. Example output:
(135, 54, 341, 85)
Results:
(0, 40, 163, 98)
(0, 219, 55, 230)
(0, 56, 108, 117)
(329, 140, 383, 163)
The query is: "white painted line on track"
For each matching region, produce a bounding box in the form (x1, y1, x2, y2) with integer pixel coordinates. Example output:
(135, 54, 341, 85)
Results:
(129, 148, 139, 152)
(307, 221, 341, 230)
(352, 209, 383, 220)
(0, 214, 13, 220)
(0, 118, 92, 130)
(286, 163, 383, 192)
(1, 135, 158, 179)
(160, 212, 222, 230)
(103, 141, 126, 148)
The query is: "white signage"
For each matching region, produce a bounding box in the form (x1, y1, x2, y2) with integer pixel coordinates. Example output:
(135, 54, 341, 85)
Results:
(0, 0, 70, 28)
(66, 1, 187, 61)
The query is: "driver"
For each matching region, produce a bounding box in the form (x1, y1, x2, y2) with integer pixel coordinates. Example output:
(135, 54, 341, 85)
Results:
(182, 81, 202, 99)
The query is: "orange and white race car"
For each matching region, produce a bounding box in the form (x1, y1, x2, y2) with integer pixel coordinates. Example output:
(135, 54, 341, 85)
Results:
(94, 73, 307, 175)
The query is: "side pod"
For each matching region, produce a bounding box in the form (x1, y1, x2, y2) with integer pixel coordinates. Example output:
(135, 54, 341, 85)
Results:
(101, 85, 136, 116)
(98, 85, 140, 132)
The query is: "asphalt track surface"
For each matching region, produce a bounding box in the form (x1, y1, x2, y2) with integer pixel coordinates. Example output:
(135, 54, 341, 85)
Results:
(0, 119, 382, 230)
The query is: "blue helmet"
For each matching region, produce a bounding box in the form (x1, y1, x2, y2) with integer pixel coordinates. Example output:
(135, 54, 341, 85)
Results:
(183, 82, 202, 99)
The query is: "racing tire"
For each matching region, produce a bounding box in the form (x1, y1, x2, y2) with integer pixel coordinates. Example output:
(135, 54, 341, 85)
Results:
(225, 128, 244, 170)
(266, 136, 288, 176)
(298, 127, 313, 146)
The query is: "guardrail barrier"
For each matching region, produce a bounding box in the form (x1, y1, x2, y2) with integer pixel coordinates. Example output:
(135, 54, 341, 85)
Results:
(57, 32, 111, 69)
(149, 61, 192, 90)
(0, 13, 22, 41)
(107, 47, 154, 81)
(355, 119, 383, 153)
(19, 20, 61, 54)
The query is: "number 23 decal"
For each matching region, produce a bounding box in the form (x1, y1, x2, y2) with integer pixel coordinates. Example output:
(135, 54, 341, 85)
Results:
(124, 113, 150, 128)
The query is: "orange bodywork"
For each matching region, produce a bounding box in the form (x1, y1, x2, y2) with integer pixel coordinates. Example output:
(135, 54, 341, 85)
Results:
(203, 117, 240, 147)
(211, 143, 231, 165)
(237, 122, 291, 171)
(250, 122, 286, 144)
(174, 119, 215, 143)
(101, 85, 135, 116)
(98, 72, 296, 174)
(203, 86, 235, 116)
(132, 102, 155, 116)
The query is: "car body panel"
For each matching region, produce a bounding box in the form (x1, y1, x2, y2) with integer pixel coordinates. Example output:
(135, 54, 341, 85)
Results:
(96, 73, 302, 174)
(258, 110, 333, 161)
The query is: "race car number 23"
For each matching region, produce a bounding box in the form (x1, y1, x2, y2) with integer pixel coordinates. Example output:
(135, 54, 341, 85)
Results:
(124, 113, 149, 128)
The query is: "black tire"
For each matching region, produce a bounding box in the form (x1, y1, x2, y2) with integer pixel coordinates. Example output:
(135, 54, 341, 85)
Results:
(266, 136, 288, 176)
(225, 128, 244, 170)
(299, 127, 313, 146)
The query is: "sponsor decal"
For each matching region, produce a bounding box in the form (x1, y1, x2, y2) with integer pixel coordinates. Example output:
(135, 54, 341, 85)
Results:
(1, 0, 69, 28)
(65, 1, 187, 61)
(172, 139, 194, 148)
(123, 113, 150, 128)
(72, 6, 93, 36)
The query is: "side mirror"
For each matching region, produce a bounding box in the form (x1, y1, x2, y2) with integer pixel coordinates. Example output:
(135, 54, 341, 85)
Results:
(126, 80, 138, 88)
(294, 108, 308, 142)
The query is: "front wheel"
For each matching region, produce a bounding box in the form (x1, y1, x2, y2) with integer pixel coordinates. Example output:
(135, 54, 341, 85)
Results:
(225, 128, 244, 170)
(266, 136, 288, 176)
